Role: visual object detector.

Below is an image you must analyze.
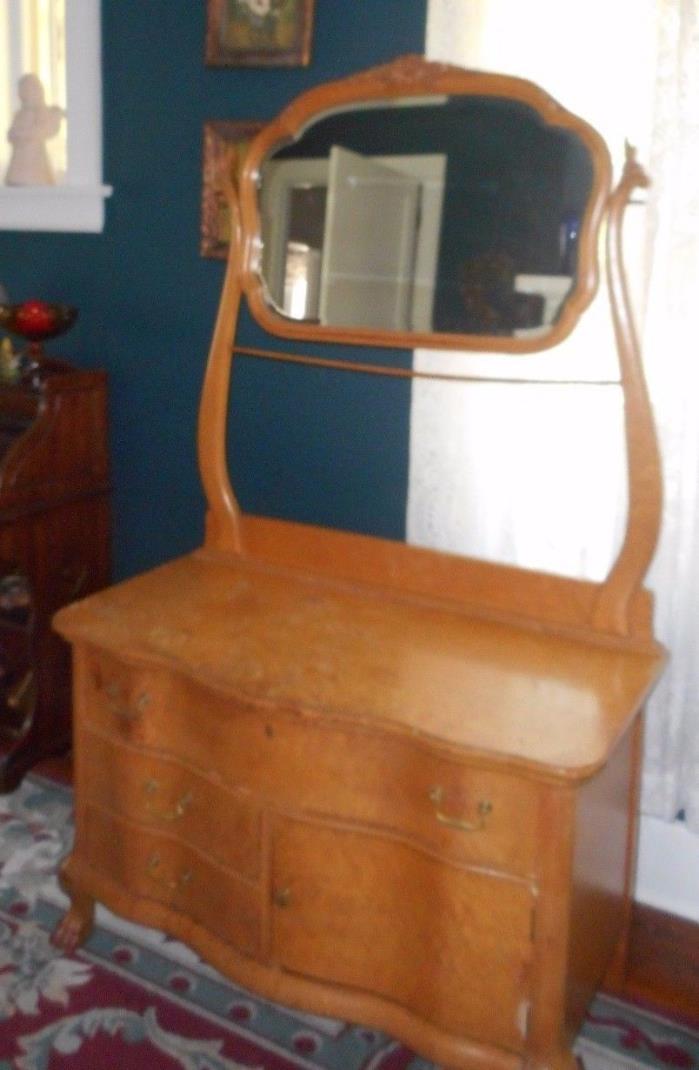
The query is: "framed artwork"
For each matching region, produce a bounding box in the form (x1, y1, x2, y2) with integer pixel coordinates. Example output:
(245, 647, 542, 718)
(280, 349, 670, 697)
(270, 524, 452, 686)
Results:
(200, 119, 264, 260)
(205, 0, 315, 68)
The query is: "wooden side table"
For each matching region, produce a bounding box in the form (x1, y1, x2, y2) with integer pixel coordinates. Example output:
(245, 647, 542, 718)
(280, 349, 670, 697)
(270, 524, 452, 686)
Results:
(0, 356, 110, 790)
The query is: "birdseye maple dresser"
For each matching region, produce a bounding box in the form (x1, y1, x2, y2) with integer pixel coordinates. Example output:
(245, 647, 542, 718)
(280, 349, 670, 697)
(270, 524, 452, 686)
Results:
(53, 58, 665, 1070)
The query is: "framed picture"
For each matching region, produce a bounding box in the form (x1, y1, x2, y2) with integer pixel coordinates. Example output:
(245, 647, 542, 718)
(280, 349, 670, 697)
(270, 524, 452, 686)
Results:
(200, 120, 264, 260)
(205, 0, 315, 68)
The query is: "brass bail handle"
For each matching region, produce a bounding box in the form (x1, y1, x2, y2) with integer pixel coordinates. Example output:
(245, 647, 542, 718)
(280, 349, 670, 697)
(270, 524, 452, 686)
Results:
(428, 786, 493, 832)
(143, 778, 193, 822)
(146, 852, 192, 893)
(104, 682, 151, 723)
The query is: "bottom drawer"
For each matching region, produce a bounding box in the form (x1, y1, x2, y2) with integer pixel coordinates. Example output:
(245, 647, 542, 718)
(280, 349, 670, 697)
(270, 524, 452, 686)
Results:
(271, 814, 535, 1053)
(84, 805, 260, 958)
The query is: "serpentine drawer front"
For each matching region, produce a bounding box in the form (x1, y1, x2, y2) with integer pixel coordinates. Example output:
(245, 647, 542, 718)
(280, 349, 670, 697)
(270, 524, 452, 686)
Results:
(78, 643, 540, 1057)
(83, 805, 260, 959)
(82, 730, 261, 880)
(83, 648, 540, 879)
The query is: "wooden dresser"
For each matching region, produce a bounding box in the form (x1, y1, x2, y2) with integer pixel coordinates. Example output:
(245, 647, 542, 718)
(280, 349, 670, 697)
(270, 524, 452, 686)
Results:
(53, 59, 665, 1070)
(0, 357, 110, 789)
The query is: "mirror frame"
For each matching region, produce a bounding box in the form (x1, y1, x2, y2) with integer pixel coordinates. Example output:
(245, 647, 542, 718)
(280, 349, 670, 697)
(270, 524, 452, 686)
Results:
(237, 54, 612, 353)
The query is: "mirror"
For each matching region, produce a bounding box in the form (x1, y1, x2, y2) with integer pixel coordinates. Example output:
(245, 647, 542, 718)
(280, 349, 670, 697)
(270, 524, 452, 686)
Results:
(261, 98, 592, 337)
(239, 57, 612, 352)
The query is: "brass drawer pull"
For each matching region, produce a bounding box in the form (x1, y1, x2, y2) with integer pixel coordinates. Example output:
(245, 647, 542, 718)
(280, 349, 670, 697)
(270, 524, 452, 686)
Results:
(143, 779, 192, 822)
(273, 886, 292, 908)
(428, 786, 492, 832)
(146, 852, 192, 893)
(104, 682, 151, 723)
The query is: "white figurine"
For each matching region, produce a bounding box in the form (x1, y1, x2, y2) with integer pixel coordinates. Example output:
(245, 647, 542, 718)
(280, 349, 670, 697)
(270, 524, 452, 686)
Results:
(4, 74, 65, 187)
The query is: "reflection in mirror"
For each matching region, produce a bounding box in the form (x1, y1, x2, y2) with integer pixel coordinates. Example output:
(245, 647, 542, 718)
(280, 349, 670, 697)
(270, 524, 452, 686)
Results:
(259, 95, 594, 339)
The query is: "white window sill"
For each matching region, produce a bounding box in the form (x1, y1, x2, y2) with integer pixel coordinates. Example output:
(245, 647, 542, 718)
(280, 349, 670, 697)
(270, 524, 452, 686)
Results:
(0, 183, 113, 233)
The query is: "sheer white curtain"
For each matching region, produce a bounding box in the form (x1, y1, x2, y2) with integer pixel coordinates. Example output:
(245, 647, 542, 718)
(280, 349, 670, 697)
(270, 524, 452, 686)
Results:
(641, 0, 699, 831)
(0, 0, 67, 179)
(408, 0, 699, 830)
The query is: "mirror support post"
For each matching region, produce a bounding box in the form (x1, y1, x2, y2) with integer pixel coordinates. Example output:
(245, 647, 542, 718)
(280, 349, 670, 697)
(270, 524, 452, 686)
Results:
(593, 146, 662, 635)
(198, 165, 245, 555)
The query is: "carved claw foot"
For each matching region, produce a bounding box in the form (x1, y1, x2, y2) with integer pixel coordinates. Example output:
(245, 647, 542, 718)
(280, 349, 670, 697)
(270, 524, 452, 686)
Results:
(51, 898, 94, 953)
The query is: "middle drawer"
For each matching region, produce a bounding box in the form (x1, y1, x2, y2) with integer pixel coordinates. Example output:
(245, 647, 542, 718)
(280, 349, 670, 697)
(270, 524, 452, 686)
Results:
(81, 729, 261, 881)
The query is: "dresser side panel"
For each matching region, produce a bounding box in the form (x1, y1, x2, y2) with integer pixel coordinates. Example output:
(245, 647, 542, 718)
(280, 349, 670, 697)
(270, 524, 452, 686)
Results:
(565, 727, 637, 1033)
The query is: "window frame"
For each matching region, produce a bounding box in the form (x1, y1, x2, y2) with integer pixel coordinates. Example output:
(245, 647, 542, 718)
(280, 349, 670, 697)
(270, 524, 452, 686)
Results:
(0, 0, 112, 233)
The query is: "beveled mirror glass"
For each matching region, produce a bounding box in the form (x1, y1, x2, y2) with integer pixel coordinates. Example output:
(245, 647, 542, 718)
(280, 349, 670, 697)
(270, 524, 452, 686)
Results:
(239, 57, 612, 353)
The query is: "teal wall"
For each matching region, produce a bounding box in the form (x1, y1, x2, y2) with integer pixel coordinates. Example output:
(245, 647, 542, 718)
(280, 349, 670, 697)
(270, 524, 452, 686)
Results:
(0, 1, 427, 580)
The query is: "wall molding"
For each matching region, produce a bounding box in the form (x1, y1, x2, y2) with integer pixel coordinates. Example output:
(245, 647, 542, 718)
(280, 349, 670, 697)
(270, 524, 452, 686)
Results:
(0, 184, 112, 232)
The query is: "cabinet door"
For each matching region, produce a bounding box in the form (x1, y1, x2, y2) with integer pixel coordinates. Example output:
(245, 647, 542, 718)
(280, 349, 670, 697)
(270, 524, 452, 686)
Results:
(271, 815, 535, 1053)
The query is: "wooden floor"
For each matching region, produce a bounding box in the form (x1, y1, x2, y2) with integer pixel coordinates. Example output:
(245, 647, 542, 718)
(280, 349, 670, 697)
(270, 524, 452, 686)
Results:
(28, 751, 699, 1025)
(605, 901, 699, 1023)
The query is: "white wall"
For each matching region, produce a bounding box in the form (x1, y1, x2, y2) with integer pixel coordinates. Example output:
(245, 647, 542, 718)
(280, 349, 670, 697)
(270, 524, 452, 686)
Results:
(637, 816, 699, 923)
(417, 0, 697, 923)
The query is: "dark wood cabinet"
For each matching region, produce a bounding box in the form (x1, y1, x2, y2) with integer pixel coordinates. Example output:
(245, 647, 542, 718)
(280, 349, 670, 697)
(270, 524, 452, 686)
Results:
(0, 357, 110, 790)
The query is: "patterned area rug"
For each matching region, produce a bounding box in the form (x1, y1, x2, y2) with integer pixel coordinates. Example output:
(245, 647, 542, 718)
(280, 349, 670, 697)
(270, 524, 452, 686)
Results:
(0, 775, 696, 1069)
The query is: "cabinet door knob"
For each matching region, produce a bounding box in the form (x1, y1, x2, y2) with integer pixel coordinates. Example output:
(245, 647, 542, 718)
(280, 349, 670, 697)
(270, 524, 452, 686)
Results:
(273, 886, 292, 908)
(428, 786, 492, 832)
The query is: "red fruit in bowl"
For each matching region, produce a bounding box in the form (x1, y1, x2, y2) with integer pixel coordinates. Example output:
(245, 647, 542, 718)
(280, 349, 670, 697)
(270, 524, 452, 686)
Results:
(14, 300, 57, 338)
(0, 301, 76, 352)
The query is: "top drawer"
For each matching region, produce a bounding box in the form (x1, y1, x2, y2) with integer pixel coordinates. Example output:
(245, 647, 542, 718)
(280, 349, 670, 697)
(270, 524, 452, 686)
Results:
(83, 646, 166, 745)
(80, 646, 541, 879)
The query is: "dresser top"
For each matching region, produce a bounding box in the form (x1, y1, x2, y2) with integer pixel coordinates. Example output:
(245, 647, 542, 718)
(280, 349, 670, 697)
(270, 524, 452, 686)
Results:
(54, 550, 664, 780)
